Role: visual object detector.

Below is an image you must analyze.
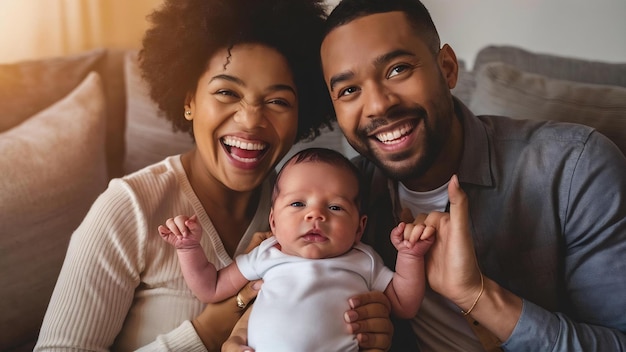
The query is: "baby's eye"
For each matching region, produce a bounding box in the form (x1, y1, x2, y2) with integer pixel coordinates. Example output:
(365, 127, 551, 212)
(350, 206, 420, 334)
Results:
(290, 201, 305, 207)
(388, 64, 411, 79)
(329, 205, 343, 211)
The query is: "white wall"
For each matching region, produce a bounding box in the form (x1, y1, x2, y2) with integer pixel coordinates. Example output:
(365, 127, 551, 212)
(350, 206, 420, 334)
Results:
(0, 0, 162, 64)
(325, 0, 626, 69)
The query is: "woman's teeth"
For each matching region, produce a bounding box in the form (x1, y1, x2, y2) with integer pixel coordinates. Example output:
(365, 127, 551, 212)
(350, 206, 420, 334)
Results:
(222, 136, 266, 150)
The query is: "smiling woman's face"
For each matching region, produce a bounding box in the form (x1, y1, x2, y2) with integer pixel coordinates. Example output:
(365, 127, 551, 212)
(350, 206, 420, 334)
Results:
(186, 43, 299, 192)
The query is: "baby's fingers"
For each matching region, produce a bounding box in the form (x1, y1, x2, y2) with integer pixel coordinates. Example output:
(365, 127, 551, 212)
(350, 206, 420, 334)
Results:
(390, 222, 406, 246)
(184, 214, 201, 233)
(420, 225, 437, 241)
(157, 225, 172, 238)
(403, 222, 427, 244)
(165, 217, 186, 237)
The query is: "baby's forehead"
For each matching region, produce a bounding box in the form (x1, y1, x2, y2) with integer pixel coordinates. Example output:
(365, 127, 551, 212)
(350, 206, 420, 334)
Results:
(283, 159, 357, 180)
(283, 162, 359, 196)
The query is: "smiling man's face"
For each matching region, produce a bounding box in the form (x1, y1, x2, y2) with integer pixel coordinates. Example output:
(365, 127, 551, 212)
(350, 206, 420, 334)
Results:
(321, 11, 459, 186)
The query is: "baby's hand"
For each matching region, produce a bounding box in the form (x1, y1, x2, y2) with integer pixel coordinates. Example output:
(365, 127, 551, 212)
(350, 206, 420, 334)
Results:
(158, 214, 203, 250)
(390, 222, 435, 257)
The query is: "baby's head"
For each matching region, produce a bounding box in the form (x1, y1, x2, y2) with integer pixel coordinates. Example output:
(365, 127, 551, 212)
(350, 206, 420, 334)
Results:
(270, 148, 367, 259)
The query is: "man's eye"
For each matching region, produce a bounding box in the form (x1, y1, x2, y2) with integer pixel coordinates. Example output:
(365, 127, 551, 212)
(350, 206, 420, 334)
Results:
(388, 64, 411, 78)
(290, 202, 304, 207)
(338, 86, 359, 97)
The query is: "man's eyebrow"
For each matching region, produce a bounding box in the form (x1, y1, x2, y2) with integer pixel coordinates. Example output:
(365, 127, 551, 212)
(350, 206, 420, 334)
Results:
(329, 71, 354, 93)
(210, 74, 296, 96)
(328, 49, 416, 93)
(374, 49, 415, 66)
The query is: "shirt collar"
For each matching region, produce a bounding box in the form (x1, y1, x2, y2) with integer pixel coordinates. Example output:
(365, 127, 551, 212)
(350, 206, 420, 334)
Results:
(454, 97, 493, 188)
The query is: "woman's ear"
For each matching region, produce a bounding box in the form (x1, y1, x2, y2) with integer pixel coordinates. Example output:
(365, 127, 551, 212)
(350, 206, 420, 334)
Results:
(184, 92, 195, 121)
(438, 44, 459, 90)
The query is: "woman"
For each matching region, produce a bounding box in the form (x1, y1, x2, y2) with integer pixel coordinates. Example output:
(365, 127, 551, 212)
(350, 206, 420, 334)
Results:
(35, 0, 391, 351)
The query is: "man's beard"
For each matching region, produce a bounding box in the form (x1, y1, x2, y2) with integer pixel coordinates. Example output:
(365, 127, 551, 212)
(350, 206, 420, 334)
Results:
(371, 119, 444, 182)
(349, 101, 448, 182)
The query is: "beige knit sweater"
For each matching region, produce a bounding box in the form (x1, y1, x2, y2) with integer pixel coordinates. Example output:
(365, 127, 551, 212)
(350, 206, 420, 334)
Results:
(35, 156, 271, 351)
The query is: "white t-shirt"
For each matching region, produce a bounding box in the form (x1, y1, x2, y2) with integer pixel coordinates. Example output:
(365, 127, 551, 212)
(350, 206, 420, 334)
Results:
(398, 180, 484, 351)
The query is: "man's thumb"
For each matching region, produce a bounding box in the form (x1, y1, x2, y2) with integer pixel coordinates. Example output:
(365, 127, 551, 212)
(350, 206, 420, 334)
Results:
(448, 174, 469, 229)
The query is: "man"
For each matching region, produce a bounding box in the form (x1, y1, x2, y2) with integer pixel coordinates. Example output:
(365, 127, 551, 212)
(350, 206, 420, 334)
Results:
(320, 0, 626, 350)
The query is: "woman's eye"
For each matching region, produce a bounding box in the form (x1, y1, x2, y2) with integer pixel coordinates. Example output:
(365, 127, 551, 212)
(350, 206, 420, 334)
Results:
(290, 202, 304, 207)
(388, 64, 411, 78)
(267, 99, 291, 107)
(338, 86, 359, 97)
(216, 89, 239, 98)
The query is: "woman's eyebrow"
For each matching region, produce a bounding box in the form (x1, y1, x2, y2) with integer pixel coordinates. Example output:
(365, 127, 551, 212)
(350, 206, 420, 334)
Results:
(210, 74, 296, 96)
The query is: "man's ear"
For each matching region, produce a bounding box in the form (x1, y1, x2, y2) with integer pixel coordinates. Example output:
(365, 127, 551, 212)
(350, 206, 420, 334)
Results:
(355, 215, 367, 244)
(438, 44, 459, 90)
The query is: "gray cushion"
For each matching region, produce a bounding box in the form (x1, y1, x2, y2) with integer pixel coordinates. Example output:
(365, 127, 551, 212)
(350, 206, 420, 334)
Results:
(474, 45, 626, 88)
(469, 62, 626, 156)
(452, 62, 476, 106)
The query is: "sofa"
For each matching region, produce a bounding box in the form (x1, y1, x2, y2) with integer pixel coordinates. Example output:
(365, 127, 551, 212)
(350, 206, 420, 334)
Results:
(1, 45, 625, 351)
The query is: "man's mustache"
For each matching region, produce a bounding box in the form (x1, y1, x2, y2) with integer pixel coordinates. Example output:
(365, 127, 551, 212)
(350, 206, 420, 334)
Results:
(361, 106, 427, 136)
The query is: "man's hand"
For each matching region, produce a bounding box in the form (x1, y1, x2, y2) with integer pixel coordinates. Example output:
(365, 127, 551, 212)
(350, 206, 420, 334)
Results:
(422, 174, 482, 307)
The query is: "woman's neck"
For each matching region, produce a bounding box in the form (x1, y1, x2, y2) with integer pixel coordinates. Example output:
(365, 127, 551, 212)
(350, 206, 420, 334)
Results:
(181, 151, 261, 256)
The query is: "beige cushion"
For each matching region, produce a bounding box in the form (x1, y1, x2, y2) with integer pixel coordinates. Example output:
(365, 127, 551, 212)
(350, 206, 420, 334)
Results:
(123, 51, 195, 174)
(0, 72, 109, 350)
(0, 49, 127, 179)
(469, 62, 626, 156)
(0, 49, 105, 133)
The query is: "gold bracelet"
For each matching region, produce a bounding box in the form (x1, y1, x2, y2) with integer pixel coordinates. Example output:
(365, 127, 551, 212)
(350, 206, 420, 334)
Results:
(461, 273, 484, 316)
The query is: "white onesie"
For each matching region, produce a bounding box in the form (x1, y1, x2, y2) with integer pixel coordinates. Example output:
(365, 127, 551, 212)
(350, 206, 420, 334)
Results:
(236, 237, 393, 352)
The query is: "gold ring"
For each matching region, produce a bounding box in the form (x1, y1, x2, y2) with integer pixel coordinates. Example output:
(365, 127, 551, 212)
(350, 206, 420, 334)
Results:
(236, 293, 247, 309)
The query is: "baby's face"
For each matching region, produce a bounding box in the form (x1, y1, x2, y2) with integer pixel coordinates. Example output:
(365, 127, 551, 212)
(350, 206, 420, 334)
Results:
(269, 161, 366, 259)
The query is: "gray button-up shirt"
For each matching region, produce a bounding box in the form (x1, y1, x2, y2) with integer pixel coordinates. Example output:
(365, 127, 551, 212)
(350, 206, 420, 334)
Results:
(356, 99, 626, 351)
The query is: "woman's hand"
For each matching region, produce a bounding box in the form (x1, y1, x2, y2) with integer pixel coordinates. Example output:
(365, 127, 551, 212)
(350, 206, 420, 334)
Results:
(221, 306, 254, 352)
(191, 281, 261, 351)
(192, 231, 269, 351)
(345, 291, 393, 351)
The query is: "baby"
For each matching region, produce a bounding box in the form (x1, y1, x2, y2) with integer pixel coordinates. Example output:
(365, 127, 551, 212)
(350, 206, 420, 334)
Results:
(159, 147, 434, 351)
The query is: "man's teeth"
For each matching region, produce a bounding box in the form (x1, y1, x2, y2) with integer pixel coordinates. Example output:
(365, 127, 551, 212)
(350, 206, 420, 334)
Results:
(222, 136, 266, 150)
(376, 125, 412, 144)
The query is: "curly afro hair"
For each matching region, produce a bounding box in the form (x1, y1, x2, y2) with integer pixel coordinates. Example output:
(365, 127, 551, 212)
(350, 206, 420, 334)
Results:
(140, 0, 333, 142)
